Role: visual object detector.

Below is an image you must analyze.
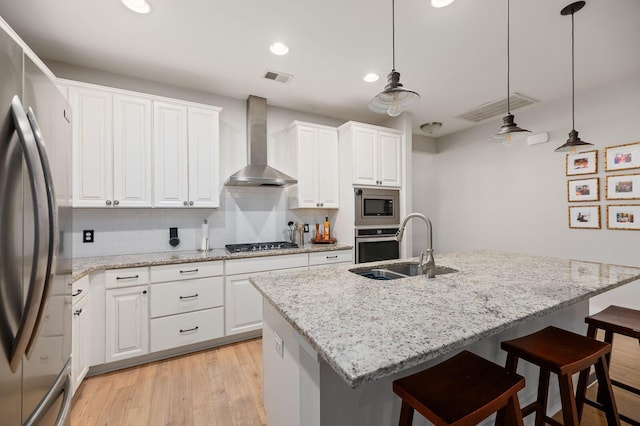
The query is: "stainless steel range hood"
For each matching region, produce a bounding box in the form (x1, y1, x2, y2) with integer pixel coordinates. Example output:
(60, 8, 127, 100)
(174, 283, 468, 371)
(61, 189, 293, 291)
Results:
(225, 95, 296, 187)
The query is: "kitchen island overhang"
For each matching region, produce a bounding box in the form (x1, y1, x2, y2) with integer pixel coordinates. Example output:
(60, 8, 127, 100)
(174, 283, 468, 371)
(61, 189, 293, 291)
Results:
(251, 251, 640, 425)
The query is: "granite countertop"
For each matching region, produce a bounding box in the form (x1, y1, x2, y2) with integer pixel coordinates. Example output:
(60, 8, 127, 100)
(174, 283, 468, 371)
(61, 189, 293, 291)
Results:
(250, 250, 640, 388)
(71, 243, 352, 282)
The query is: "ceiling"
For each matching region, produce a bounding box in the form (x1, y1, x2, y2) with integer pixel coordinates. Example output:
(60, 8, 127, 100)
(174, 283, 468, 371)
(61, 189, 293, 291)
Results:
(1, 0, 639, 136)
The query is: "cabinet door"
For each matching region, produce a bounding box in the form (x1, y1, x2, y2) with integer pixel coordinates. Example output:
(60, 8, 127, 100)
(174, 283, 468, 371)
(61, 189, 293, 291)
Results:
(352, 126, 378, 186)
(71, 295, 89, 395)
(187, 106, 220, 208)
(105, 285, 149, 362)
(113, 94, 152, 207)
(378, 130, 402, 187)
(69, 87, 113, 207)
(318, 128, 339, 207)
(296, 126, 320, 208)
(153, 101, 189, 207)
(224, 273, 263, 336)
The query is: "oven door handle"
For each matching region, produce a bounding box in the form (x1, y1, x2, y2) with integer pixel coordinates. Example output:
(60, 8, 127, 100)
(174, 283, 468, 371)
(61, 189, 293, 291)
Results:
(356, 236, 398, 243)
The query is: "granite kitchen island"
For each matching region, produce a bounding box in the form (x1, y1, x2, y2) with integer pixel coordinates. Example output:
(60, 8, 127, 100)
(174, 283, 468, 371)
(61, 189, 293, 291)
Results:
(250, 251, 640, 426)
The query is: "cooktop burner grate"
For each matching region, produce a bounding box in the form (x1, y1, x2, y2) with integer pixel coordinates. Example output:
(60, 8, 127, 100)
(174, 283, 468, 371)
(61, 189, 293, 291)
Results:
(225, 241, 298, 253)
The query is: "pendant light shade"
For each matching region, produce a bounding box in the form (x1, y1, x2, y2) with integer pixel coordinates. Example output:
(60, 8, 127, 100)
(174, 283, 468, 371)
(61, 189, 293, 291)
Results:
(555, 1, 593, 153)
(489, 0, 531, 145)
(369, 0, 420, 117)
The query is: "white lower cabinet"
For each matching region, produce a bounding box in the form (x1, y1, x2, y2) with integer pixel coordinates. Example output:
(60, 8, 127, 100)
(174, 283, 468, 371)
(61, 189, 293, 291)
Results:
(71, 275, 90, 395)
(149, 261, 225, 352)
(105, 285, 149, 362)
(225, 254, 308, 336)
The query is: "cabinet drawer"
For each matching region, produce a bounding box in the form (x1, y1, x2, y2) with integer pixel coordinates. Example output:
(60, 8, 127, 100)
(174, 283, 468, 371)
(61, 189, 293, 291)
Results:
(105, 267, 150, 289)
(150, 307, 224, 352)
(149, 261, 223, 283)
(309, 250, 353, 266)
(71, 275, 90, 300)
(225, 253, 308, 275)
(150, 276, 223, 318)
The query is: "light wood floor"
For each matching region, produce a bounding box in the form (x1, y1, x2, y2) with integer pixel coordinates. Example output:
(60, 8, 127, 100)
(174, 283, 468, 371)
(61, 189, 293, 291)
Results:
(72, 335, 639, 425)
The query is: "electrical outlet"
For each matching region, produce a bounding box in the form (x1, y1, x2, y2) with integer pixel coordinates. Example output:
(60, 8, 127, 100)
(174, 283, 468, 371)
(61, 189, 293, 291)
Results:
(274, 332, 284, 357)
(82, 230, 94, 243)
(303, 223, 309, 233)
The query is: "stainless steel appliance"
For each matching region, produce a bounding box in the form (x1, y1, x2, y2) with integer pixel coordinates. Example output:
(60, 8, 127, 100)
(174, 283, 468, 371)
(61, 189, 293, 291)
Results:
(1, 19, 72, 426)
(225, 241, 298, 253)
(354, 228, 400, 264)
(354, 187, 399, 227)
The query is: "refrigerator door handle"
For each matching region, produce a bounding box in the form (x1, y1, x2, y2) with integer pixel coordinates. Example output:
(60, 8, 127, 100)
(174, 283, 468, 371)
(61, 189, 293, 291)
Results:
(24, 106, 59, 358)
(8, 95, 50, 373)
(23, 358, 72, 426)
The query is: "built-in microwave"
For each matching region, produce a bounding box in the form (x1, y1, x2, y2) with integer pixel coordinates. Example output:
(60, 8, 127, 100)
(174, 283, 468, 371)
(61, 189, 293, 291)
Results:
(354, 187, 400, 227)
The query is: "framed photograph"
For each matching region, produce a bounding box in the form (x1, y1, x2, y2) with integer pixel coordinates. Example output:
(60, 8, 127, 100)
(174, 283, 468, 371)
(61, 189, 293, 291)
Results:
(568, 205, 601, 229)
(567, 177, 599, 202)
(606, 174, 640, 200)
(604, 142, 640, 172)
(606, 204, 640, 230)
(566, 150, 597, 176)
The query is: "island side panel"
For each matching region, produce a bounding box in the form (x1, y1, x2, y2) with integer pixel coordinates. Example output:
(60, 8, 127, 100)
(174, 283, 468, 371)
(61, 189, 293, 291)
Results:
(263, 298, 589, 426)
(263, 300, 321, 426)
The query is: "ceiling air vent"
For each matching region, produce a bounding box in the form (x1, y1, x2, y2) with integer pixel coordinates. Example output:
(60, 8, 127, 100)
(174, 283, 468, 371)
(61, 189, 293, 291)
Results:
(263, 69, 293, 83)
(457, 93, 538, 123)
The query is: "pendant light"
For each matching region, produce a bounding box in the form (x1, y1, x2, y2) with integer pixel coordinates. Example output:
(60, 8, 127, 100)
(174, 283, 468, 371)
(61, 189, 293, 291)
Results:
(555, 1, 593, 153)
(488, 0, 531, 145)
(368, 0, 420, 117)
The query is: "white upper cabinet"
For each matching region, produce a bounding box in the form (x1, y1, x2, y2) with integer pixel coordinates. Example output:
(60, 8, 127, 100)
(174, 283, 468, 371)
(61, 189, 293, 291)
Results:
(63, 79, 222, 208)
(68, 85, 152, 207)
(153, 101, 221, 208)
(284, 121, 339, 209)
(340, 122, 402, 188)
(113, 94, 152, 207)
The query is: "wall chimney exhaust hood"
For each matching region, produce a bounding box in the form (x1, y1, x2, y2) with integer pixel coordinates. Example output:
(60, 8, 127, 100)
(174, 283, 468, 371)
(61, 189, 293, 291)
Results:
(225, 95, 297, 187)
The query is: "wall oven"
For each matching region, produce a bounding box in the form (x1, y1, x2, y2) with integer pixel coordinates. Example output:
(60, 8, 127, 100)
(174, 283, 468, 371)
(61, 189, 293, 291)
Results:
(354, 227, 400, 264)
(354, 187, 399, 227)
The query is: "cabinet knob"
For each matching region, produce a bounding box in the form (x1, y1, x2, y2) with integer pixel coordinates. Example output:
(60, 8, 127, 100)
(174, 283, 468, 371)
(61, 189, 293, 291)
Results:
(113, 200, 120, 206)
(183, 201, 188, 206)
(142, 290, 148, 295)
(320, 203, 324, 207)
(106, 200, 112, 206)
(189, 201, 194, 206)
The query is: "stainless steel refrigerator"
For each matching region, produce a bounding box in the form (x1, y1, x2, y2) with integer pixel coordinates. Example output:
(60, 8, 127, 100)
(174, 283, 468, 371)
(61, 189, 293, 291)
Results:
(0, 17, 73, 426)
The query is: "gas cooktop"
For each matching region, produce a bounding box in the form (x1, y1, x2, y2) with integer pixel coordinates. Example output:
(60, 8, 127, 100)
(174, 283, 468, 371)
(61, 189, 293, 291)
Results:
(225, 241, 298, 253)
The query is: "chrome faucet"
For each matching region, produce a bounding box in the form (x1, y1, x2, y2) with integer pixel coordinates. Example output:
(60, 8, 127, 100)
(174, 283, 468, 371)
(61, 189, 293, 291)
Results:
(395, 213, 436, 278)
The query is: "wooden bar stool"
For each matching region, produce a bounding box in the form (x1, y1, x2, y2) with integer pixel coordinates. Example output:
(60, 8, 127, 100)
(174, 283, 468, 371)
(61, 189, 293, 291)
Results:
(500, 326, 620, 426)
(576, 305, 640, 426)
(392, 350, 525, 426)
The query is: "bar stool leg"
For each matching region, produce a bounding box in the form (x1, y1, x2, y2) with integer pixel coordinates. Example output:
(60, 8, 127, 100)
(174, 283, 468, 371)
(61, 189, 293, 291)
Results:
(593, 355, 621, 426)
(558, 373, 580, 426)
(577, 323, 598, 419)
(596, 330, 615, 405)
(534, 369, 550, 426)
(496, 394, 525, 426)
(398, 401, 414, 426)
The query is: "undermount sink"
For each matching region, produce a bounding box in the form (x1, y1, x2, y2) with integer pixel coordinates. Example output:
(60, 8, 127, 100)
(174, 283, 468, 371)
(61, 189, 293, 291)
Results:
(350, 262, 459, 280)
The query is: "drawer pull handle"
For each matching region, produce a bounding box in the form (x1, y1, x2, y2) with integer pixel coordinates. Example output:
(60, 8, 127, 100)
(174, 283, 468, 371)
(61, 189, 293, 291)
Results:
(179, 326, 199, 333)
(326, 255, 338, 259)
(72, 289, 83, 297)
(116, 274, 139, 280)
(179, 294, 199, 300)
(179, 269, 199, 274)
(73, 308, 83, 316)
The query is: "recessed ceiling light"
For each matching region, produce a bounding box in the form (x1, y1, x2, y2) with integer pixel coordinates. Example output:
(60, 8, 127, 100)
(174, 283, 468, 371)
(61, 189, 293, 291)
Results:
(122, 0, 151, 14)
(270, 42, 289, 56)
(363, 73, 380, 83)
(431, 0, 455, 8)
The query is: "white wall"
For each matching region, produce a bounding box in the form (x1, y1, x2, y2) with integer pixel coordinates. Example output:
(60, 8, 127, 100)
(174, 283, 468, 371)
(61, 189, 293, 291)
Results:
(412, 72, 640, 310)
(49, 61, 347, 256)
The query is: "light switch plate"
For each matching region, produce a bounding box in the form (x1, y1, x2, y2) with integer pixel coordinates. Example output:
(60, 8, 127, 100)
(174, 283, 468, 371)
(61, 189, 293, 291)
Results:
(274, 332, 284, 357)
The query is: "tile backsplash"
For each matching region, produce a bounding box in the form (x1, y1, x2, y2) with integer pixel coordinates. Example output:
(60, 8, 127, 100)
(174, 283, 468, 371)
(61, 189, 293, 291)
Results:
(72, 186, 331, 257)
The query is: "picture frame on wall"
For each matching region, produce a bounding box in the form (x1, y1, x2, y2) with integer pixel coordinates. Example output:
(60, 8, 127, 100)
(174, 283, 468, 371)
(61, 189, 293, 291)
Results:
(566, 150, 597, 176)
(568, 205, 600, 229)
(606, 204, 640, 230)
(604, 142, 640, 172)
(605, 174, 640, 200)
(567, 177, 599, 202)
